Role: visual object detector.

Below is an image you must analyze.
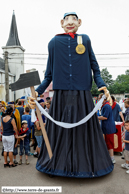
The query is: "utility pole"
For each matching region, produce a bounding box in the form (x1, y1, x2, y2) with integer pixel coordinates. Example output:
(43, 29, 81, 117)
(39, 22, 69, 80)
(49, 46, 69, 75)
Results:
(5, 51, 9, 102)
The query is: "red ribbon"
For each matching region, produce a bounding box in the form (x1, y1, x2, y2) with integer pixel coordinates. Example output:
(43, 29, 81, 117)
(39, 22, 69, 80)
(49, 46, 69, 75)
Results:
(19, 127, 29, 135)
(64, 32, 76, 39)
(102, 101, 110, 108)
(56, 33, 76, 39)
(112, 101, 117, 110)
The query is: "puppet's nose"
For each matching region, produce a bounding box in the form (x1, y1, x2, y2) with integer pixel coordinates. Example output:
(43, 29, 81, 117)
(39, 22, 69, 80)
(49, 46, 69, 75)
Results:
(68, 18, 73, 25)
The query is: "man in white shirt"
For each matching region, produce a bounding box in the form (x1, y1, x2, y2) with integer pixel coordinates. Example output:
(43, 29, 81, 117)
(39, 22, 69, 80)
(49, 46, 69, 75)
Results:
(120, 98, 127, 119)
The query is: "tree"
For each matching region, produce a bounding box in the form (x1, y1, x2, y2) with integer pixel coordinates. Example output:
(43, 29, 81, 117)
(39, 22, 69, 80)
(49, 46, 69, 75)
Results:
(100, 68, 114, 87)
(125, 70, 129, 75)
(91, 78, 99, 96)
(112, 70, 129, 94)
(91, 68, 114, 96)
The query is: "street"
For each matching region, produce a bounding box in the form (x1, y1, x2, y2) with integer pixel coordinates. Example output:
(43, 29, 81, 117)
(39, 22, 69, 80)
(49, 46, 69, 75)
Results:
(0, 141, 128, 194)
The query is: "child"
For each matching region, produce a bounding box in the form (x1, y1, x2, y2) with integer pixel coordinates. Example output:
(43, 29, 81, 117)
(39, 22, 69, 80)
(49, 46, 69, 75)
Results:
(18, 120, 30, 165)
(21, 106, 33, 154)
(121, 120, 129, 174)
(98, 93, 116, 164)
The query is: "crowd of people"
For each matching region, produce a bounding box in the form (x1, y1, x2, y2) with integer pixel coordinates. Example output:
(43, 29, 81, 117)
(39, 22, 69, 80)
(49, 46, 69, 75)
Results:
(97, 94, 129, 174)
(0, 96, 51, 167)
(0, 94, 129, 174)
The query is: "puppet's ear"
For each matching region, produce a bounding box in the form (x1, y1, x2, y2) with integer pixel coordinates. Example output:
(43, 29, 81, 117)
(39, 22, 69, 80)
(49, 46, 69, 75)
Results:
(61, 19, 64, 28)
(78, 19, 82, 27)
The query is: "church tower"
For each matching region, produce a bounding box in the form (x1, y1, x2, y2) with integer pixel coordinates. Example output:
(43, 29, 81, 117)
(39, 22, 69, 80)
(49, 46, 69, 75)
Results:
(2, 11, 25, 100)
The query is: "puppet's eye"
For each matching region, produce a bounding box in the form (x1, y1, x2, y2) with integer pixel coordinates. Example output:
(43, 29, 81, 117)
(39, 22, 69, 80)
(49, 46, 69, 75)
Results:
(73, 16, 77, 20)
(65, 17, 68, 20)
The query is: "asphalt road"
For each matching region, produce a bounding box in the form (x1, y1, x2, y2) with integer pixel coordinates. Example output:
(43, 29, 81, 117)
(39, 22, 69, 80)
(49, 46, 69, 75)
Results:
(0, 141, 129, 194)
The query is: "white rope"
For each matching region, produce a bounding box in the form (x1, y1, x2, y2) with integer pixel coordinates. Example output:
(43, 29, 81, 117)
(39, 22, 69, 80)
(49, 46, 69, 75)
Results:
(31, 95, 106, 128)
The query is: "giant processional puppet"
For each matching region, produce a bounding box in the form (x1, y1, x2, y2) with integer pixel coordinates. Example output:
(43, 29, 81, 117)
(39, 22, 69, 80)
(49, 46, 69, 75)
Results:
(11, 12, 113, 178)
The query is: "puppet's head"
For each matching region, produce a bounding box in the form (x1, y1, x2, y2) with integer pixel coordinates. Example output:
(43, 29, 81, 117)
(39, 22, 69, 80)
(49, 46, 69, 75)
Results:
(61, 12, 82, 33)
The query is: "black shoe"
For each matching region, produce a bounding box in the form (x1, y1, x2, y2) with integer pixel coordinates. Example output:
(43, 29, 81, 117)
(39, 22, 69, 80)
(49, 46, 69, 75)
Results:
(121, 156, 125, 159)
(9, 164, 17, 167)
(4, 163, 9, 168)
(33, 153, 38, 158)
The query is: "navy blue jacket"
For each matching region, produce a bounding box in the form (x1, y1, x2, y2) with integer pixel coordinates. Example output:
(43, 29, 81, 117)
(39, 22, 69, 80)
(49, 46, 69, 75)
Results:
(101, 103, 116, 134)
(125, 130, 129, 151)
(36, 34, 106, 94)
(19, 128, 30, 146)
(112, 103, 122, 121)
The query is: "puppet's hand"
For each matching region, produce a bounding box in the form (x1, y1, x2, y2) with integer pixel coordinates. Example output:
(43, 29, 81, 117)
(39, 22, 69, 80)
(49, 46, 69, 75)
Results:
(98, 86, 112, 106)
(28, 91, 38, 109)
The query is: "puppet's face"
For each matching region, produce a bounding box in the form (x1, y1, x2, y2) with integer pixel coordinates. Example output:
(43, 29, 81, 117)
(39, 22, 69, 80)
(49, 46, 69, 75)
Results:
(61, 15, 82, 33)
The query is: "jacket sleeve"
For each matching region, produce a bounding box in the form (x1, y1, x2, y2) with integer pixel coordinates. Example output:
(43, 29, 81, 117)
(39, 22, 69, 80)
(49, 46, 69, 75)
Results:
(88, 37, 106, 89)
(26, 130, 30, 137)
(35, 39, 54, 95)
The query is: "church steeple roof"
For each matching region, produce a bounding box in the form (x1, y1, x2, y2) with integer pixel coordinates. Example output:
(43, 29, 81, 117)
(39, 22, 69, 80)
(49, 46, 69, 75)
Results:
(6, 11, 21, 46)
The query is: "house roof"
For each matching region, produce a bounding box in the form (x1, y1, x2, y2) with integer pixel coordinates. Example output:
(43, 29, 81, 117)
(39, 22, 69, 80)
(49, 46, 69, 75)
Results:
(6, 11, 21, 47)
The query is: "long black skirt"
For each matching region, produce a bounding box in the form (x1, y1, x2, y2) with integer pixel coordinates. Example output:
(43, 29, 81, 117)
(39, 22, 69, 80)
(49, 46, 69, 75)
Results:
(36, 90, 114, 178)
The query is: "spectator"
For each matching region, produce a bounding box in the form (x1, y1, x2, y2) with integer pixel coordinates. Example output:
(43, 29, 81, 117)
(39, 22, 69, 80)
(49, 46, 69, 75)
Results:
(0, 101, 2, 135)
(1, 106, 18, 167)
(21, 107, 32, 134)
(46, 97, 50, 102)
(120, 98, 127, 119)
(8, 104, 18, 164)
(1, 104, 19, 159)
(124, 99, 129, 121)
(38, 95, 44, 104)
(98, 93, 116, 164)
(34, 112, 43, 157)
(45, 100, 51, 113)
(45, 100, 51, 123)
(16, 101, 24, 120)
(121, 120, 129, 174)
(18, 120, 30, 165)
(0, 101, 2, 113)
(21, 106, 33, 152)
(111, 96, 124, 122)
(1, 107, 6, 117)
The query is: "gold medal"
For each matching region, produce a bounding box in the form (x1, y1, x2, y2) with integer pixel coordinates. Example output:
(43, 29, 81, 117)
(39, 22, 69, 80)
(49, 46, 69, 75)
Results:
(76, 44, 85, 54)
(76, 36, 86, 54)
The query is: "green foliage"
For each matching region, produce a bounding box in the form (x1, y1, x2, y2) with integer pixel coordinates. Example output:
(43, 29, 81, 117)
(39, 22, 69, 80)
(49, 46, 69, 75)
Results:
(91, 68, 114, 96)
(112, 72, 129, 93)
(91, 68, 129, 95)
(100, 68, 114, 87)
(91, 79, 99, 96)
